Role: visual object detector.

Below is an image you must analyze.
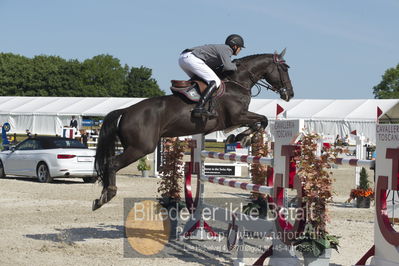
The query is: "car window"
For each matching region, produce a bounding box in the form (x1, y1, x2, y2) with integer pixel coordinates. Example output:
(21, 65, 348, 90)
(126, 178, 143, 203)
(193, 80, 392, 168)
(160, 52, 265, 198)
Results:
(51, 139, 86, 149)
(16, 139, 42, 150)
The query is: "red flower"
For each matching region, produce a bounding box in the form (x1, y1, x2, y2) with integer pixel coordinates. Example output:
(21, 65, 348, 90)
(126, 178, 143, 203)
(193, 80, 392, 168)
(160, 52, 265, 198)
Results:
(347, 188, 374, 203)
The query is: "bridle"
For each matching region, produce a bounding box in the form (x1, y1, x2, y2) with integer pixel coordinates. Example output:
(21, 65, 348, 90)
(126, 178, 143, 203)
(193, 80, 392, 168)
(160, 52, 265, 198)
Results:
(226, 55, 292, 99)
(269, 54, 293, 101)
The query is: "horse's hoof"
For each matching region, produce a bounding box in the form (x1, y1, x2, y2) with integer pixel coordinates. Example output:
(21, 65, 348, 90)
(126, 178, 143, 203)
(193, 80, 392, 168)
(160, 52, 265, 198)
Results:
(92, 199, 101, 211)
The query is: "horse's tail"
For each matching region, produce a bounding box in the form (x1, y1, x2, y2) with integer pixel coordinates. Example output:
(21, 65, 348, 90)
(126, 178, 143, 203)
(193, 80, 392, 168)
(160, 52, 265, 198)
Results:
(95, 109, 124, 188)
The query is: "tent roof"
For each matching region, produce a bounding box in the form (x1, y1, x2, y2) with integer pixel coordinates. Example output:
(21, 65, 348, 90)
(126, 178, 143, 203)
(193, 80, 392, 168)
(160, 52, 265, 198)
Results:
(0, 97, 146, 116)
(249, 99, 399, 121)
(0, 97, 398, 121)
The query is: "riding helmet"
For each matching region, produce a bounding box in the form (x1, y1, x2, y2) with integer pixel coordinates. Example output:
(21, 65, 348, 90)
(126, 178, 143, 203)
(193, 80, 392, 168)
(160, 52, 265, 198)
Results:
(225, 34, 245, 48)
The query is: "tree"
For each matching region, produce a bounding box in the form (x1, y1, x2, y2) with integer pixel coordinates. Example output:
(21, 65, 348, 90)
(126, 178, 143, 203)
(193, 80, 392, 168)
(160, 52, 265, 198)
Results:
(0, 53, 32, 95)
(358, 167, 370, 190)
(0, 52, 165, 97)
(126, 66, 165, 97)
(28, 55, 70, 96)
(0, 53, 82, 96)
(373, 64, 399, 99)
(81, 54, 127, 97)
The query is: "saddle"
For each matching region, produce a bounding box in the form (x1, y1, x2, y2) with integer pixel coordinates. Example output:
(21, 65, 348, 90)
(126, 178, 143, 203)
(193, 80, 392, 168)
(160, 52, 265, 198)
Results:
(170, 79, 225, 102)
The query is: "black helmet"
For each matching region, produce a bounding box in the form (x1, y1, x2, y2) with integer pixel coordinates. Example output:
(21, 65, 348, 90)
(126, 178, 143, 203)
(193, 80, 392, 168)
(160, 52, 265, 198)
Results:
(225, 34, 245, 48)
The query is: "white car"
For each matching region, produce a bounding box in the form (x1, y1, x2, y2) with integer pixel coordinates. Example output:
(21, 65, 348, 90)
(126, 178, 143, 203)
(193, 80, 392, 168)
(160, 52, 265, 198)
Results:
(0, 136, 97, 183)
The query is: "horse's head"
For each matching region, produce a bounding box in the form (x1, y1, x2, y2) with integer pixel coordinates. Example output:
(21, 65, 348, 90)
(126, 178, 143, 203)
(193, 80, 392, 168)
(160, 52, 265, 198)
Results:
(264, 49, 294, 101)
(227, 51, 294, 101)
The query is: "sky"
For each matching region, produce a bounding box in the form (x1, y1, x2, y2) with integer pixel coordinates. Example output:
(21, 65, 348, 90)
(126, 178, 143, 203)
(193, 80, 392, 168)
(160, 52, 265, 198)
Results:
(0, 0, 398, 99)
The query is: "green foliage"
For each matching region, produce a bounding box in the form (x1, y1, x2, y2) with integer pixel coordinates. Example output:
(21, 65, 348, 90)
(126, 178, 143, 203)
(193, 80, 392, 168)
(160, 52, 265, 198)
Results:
(126, 66, 164, 97)
(358, 167, 370, 190)
(373, 64, 399, 99)
(81, 55, 126, 97)
(0, 52, 165, 97)
(137, 157, 151, 171)
(294, 224, 340, 257)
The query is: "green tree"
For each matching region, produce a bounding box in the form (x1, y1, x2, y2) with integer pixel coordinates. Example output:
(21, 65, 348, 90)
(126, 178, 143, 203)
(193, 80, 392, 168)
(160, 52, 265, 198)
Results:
(358, 167, 370, 190)
(373, 64, 399, 99)
(0, 52, 165, 97)
(56, 59, 84, 96)
(126, 66, 165, 97)
(0, 53, 31, 95)
(0, 53, 82, 96)
(28, 55, 70, 96)
(81, 54, 127, 97)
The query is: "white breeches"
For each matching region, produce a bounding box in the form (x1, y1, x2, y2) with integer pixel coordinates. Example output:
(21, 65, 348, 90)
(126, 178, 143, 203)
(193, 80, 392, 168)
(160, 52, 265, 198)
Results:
(178, 52, 221, 87)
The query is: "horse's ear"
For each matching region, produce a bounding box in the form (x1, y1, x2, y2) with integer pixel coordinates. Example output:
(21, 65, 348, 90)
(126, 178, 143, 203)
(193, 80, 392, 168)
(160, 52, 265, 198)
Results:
(279, 48, 286, 58)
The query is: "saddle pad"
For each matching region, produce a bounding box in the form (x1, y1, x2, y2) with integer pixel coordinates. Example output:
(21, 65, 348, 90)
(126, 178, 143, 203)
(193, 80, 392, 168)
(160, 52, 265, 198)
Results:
(170, 85, 201, 102)
(170, 82, 225, 103)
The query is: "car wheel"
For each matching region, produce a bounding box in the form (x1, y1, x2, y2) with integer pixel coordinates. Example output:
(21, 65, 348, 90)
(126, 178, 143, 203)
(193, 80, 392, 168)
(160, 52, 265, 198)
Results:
(83, 176, 97, 183)
(0, 160, 6, 178)
(37, 163, 53, 183)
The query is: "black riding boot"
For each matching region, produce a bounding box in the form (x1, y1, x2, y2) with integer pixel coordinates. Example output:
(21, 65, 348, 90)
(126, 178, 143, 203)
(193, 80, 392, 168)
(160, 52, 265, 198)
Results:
(192, 81, 218, 118)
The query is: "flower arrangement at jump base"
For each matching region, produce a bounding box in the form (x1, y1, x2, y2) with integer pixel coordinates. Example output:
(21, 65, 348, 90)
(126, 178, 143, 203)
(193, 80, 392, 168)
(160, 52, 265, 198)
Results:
(349, 187, 374, 198)
(157, 137, 188, 208)
(293, 132, 340, 265)
(243, 129, 272, 217)
(346, 167, 374, 208)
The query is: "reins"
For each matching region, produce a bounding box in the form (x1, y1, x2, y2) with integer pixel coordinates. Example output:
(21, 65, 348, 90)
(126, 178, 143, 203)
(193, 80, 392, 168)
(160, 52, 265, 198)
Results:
(224, 60, 285, 98)
(248, 68, 273, 97)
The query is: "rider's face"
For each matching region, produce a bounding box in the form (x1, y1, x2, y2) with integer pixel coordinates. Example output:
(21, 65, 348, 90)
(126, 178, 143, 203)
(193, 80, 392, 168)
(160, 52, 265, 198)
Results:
(233, 46, 241, 56)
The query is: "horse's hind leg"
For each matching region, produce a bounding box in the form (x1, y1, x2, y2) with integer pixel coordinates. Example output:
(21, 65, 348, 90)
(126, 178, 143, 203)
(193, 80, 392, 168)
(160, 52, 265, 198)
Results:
(92, 146, 149, 211)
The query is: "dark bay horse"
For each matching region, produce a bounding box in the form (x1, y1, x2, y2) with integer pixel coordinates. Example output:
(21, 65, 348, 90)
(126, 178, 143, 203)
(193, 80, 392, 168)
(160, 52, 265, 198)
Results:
(92, 49, 294, 210)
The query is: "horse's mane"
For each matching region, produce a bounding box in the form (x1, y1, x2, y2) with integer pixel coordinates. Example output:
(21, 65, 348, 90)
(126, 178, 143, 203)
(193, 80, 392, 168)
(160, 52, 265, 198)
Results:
(233, 53, 273, 64)
(220, 53, 277, 80)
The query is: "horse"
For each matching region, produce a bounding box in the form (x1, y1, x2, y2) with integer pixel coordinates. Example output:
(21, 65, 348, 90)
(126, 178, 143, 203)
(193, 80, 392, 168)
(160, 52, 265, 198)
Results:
(92, 49, 294, 210)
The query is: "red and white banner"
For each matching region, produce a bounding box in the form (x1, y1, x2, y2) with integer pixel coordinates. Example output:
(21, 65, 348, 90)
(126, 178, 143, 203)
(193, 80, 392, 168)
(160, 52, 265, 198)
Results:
(63, 128, 76, 138)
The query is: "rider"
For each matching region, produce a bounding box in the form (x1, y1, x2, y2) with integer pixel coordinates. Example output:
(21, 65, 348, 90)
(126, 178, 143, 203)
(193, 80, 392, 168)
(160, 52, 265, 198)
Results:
(178, 34, 245, 118)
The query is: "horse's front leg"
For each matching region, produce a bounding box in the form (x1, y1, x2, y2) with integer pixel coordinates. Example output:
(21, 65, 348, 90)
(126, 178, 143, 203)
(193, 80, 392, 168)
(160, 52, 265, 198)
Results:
(231, 111, 268, 145)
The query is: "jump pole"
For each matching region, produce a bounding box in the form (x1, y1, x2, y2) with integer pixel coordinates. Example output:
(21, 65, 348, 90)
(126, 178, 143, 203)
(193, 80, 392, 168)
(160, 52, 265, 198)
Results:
(182, 119, 305, 266)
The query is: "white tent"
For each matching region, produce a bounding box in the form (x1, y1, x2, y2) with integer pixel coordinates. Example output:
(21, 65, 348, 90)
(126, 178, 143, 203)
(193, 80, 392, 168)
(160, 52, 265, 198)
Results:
(0, 97, 145, 136)
(207, 99, 399, 144)
(0, 97, 398, 144)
